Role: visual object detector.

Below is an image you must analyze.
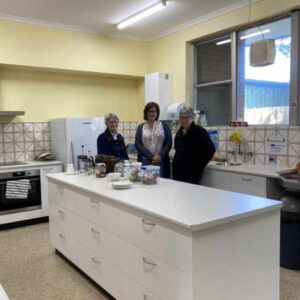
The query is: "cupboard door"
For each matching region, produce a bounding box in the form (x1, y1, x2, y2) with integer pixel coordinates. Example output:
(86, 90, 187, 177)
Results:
(119, 208, 192, 274)
(41, 165, 63, 216)
(199, 169, 232, 191)
(77, 243, 120, 299)
(231, 173, 266, 197)
(119, 239, 192, 300)
(120, 273, 162, 300)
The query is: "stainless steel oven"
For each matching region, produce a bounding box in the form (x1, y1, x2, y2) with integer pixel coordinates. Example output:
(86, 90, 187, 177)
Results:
(0, 169, 41, 215)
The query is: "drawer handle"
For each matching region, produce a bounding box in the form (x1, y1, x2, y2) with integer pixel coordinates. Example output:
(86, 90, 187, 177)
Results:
(143, 295, 148, 300)
(143, 257, 157, 267)
(57, 185, 64, 190)
(92, 257, 101, 265)
(43, 167, 54, 171)
(90, 198, 100, 203)
(58, 210, 65, 215)
(59, 233, 66, 239)
(91, 228, 100, 235)
(241, 177, 253, 182)
(142, 219, 156, 227)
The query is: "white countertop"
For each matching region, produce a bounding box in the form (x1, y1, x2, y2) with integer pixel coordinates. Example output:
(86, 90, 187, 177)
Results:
(206, 161, 291, 178)
(0, 160, 62, 172)
(47, 172, 281, 232)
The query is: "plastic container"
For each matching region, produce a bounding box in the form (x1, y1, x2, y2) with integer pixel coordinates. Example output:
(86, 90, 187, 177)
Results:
(280, 193, 300, 269)
(140, 165, 160, 185)
(208, 130, 218, 150)
(129, 162, 142, 182)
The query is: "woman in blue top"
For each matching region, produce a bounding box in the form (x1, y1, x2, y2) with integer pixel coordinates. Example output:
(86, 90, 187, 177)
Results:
(135, 102, 172, 178)
(97, 113, 129, 160)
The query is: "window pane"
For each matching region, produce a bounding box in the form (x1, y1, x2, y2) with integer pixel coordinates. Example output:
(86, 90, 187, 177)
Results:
(237, 18, 291, 125)
(195, 35, 231, 84)
(196, 84, 232, 126)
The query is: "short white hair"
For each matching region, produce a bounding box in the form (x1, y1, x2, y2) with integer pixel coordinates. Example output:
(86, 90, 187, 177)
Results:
(105, 113, 119, 126)
(179, 106, 194, 119)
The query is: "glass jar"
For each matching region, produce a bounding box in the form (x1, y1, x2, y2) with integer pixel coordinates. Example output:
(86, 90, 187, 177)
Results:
(95, 163, 106, 178)
(140, 165, 160, 185)
(129, 162, 142, 182)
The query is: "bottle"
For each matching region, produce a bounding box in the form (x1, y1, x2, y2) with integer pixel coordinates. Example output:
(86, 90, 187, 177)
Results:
(199, 110, 207, 127)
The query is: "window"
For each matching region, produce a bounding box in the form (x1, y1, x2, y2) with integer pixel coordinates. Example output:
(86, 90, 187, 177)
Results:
(193, 15, 294, 126)
(237, 17, 291, 125)
(194, 35, 232, 125)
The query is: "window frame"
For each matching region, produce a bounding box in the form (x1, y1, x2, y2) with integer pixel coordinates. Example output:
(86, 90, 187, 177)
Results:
(193, 11, 297, 126)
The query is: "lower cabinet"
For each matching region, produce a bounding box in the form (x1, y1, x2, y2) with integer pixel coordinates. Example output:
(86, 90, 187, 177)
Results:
(48, 182, 192, 300)
(200, 169, 267, 197)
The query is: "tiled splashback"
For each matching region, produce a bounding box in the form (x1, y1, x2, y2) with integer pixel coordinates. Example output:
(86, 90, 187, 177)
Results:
(2, 121, 299, 168)
(0, 121, 137, 163)
(207, 126, 300, 168)
(0, 122, 51, 163)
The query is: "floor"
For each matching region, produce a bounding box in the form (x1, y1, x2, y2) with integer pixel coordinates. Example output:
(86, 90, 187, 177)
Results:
(0, 223, 299, 300)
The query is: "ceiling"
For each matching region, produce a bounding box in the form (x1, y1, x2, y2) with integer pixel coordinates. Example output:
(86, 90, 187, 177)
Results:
(0, 0, 251, 41)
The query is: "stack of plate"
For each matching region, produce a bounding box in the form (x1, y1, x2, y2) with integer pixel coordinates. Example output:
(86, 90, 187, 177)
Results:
(111, 180, 133, 190)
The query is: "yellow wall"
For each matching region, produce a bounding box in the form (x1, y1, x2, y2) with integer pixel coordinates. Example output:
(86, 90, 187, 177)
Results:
(148, 0, 300, 103)
(0, 19, 148, 77)
(0, 67, 142, 122)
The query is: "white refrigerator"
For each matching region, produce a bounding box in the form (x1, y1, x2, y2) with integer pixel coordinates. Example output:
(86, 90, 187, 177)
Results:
(50, 117, 105, 170)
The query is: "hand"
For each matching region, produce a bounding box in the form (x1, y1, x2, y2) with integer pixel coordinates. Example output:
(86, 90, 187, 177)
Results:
(152, 155, 161, 165)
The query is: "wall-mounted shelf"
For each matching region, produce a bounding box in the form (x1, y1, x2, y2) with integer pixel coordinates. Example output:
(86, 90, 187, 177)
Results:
(0, 111, 25, 117)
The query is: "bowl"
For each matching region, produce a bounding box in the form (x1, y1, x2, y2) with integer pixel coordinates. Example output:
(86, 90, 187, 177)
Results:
(107, 172, 121, 181)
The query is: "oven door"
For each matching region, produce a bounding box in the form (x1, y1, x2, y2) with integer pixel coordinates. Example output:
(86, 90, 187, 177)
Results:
(0, 175, 41, 211)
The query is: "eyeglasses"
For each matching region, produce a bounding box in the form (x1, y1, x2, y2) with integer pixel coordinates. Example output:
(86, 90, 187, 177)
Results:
(179, 115, 191, 120)
(148, 109, 157, 113)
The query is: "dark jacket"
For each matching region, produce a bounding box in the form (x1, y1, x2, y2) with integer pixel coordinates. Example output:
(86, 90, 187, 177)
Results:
(97, 128, 129, 160)
(173, 122, 215, 184)
(135, 121, 172, 178)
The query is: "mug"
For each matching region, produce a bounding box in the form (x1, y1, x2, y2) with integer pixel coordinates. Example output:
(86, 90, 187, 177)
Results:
(66, 164, 75, 175)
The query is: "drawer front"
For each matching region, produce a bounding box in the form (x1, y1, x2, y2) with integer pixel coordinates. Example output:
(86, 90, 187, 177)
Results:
(231, 173, 266, 197)
(48, 182, 77, 212)
(200, 169, 231, 191)
(119, 209, 192, 274)
(120, 273, 162, 300)
(49, 225, 77, 264)
(119, 239, 192, 300)
(77, 242, 120, 299)
(75, 216, 119, 267)
(76, 193, 119, 235)
(49, 203, 76, 235)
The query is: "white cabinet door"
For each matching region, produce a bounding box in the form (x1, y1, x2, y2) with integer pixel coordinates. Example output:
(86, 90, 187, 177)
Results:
(120, 273, 162, 300)
(231, 173, 266, 197)
(119, 239, 192, 300)
(119, 208, 192, 274)
(40, 165, 62, 216)
(200, 169, 232, 191)
(77, 242, 120, 299)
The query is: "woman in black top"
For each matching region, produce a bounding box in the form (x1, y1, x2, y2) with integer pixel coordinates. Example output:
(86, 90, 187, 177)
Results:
(97, 113, 129, 160)
(173, 106, 215, 184)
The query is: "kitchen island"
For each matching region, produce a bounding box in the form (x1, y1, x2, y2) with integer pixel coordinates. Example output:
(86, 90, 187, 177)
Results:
(47, 173, 282, 300)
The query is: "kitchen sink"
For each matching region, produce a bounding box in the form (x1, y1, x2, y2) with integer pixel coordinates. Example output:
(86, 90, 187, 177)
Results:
(215, 161, 242, 166)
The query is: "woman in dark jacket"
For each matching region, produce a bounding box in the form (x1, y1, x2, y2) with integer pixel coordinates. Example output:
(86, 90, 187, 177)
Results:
(173, 106, 215, 184)
(135, 102, 172, 178)
(97, 113, 129, 160)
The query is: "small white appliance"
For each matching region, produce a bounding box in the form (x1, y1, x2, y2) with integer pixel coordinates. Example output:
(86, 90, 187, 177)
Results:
(50, 117, 105, 171)
(166, 102, 184, 120)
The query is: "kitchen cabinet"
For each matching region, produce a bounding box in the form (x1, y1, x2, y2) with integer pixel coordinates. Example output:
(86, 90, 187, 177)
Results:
(40, 165, 63, 216)
(200, 169, 270, 198)
(48, 173, 280, 300)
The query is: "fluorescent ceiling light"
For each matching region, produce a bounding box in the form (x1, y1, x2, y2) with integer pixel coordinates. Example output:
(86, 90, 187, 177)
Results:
(216, 39, 232, 45)
(117, 0, 167, 30)
(240, 29, 270, 40)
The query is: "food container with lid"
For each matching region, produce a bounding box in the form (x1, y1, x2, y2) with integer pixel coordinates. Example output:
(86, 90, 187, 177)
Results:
(129, 162, 142, 182)
(140, 165, 160, 185)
